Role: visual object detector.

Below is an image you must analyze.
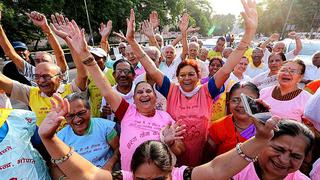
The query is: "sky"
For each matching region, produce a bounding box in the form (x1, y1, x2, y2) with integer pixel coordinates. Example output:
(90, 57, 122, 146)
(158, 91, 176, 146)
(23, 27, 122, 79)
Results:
(209, 0, 262, 15)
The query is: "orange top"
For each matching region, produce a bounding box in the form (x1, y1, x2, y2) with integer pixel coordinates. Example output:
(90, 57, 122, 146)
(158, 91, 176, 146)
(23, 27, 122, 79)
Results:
(304, 80, 320, 94)
(208, 115, 247, 155)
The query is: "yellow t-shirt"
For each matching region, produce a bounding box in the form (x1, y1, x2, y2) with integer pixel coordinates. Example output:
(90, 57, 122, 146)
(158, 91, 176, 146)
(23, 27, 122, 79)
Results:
(207, 50, 222, 60)
(29, 84, 73, 126)
(88, 68, 115, 117)
(244, 48, 253, 63)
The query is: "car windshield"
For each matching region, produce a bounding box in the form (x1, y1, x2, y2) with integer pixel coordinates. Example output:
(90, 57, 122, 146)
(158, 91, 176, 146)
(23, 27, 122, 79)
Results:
(288, 41, 320, 56)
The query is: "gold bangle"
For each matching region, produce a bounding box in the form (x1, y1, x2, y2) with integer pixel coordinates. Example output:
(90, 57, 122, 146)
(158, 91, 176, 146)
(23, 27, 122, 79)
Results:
(236, 143, 258, 162)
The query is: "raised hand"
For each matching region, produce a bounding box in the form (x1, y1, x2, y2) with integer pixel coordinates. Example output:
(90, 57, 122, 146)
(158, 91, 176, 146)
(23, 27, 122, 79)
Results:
(162, 123, 186, 146)
(149, 11, 159, 30)
(27, 11, 49, 31)
(179, 13, 189, 33)
(99, 20, 112, 38)
(240, 0, 258, 33)
(141, 20, 155, 38)
(126, 9, 136, 42)
(187, 26, 200, 34)
(288, 31, 297, 39)
(269, 33, 280, 42)
(252, 116, 280, 141)
(39, 93, 70, 139)
(50, 13, 71, 40)
(113, 31, 127, 42)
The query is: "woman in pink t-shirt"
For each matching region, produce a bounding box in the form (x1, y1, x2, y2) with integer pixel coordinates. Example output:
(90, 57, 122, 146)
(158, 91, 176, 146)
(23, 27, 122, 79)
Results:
(260, 60, 312, 122)
(233, 119, 314, 180)
(125, 0, 259, 167)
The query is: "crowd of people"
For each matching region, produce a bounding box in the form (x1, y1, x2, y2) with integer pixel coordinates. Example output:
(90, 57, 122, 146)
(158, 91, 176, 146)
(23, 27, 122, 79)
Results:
(0, 0, 320, 179)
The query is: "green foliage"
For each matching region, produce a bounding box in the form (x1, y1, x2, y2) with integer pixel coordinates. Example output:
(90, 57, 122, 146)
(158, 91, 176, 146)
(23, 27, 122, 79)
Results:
(257, 0, 320, 36)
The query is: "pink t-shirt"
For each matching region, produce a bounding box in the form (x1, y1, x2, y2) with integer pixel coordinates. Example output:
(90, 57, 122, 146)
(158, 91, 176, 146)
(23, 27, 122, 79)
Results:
(310, 158, 320, 180)
(121, 166, 188, 180)
(260, 86, 311, 122)
(233, 163, 310, 180)
(167, 84, 213, 166)
(117, 100, 174, 171)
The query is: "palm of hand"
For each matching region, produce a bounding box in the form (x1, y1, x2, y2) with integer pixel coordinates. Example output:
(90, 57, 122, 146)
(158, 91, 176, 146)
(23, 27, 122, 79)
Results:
(149, 11, 159, 29)
(99, 21, 112, 37)
(126, 9, 136, 41)
(179, 13, 189, 32)
(241, 0, 258, 31)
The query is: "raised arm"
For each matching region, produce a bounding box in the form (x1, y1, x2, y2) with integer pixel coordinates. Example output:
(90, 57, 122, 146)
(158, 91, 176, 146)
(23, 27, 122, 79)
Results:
(126, 9, 165, 87)
(0, 11, 25, 71)
(141, 20, 160, 50)
(99, 20, 112, 53)
(179, 13, 189, 60)
(51, 15, 122, 112)
(192, 115, 279, 180)
(28, 11, 68, 73)
(0, 72, 14, 95)
(171, 27, 200, 47)
(213, 0, 258, 89)
(259, 33, 279, 50)
(39, 94, 111, 180)
(288, 31, 302, 56)
(50, 13, 87, 90)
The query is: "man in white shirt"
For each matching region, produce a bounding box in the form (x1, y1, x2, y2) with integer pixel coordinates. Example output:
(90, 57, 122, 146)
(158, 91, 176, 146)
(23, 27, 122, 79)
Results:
(245, 47, 269, 78)
(260, 32, 302, 63)
(187, 42, 209, 78)
(302, 51, 320, 84)
(159, 45, 182, 81)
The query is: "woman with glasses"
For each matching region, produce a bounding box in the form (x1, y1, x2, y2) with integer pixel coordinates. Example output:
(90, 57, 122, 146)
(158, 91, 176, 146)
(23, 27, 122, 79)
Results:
(260, 59, 311, 122)
(233, 119, 314, 180)
(207, 82, 262, 156)
(51, 92, 119, 179)
(125, 0, 259, 166)
(38, 91, 279, 180)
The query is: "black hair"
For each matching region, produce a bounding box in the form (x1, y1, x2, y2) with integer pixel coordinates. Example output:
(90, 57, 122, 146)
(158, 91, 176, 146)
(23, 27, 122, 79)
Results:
(112, 59, 136, 77)
(273, 119, 314, 155)
(268, 52, 287, 62)
(134, 81, 155, 95)
(282, 59, 306, 75)
(228, 81, 260, 100)
(217, 36, 226, 42)
(131, 140, 174, 173)
(65, 92, 90, 110)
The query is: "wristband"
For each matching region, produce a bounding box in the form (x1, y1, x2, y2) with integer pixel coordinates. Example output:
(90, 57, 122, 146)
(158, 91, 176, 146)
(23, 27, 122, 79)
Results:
(236, 143, 258, 162)
(51, 147, 74, 165)
(82, 55, 96, 66)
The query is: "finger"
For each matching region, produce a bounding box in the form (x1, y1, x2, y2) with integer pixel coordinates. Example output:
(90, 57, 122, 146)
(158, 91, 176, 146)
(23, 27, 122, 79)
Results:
(53, 93, 64, 108)
(65, 17, 70, 24)
(174, 136, 184, 140)
(240, 12, 248, 23)
(241, 0, 250, 14)
(51, 14, 58, 24)
(175, 130, 187, 136)
(71, 20, 81, 35)
(50, 98, 58, 110)
(61, 98, 70, 115)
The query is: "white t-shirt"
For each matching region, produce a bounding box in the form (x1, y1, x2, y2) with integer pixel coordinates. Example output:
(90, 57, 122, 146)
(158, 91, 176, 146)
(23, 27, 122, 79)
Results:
(304, 64, 320, 81)
(196, 59, 209, 78)
(250, 70, 278, 90)
(225, 72, 251, 91)
(304, 88, 320, 131)
(159, 55, 182, 82)
(245, 63, 269, 78)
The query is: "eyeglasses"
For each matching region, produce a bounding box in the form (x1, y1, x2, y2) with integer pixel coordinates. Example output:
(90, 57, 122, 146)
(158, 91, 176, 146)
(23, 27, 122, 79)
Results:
(115, 69, 132, 75)
(65, 109, 88, 121)
(33, 73, 60, 81)
(178, 72, 197, 79)
(279, 68, 301, 75)
(229, 97, 242, 104)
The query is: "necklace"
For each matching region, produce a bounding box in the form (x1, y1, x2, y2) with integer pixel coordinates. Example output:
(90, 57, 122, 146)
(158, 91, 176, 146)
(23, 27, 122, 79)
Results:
(233, 120, 246, 131)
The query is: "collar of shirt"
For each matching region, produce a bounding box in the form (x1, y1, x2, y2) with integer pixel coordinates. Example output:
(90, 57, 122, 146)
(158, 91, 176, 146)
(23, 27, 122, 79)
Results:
(40, 83, 66, 97)
(249, 62, 265, 69)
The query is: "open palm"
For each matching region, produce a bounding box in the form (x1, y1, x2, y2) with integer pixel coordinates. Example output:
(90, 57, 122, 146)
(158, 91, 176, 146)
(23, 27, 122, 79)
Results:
(39, 93, 69, 139)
